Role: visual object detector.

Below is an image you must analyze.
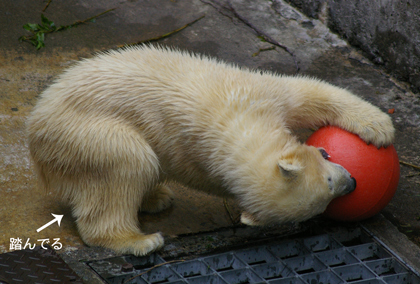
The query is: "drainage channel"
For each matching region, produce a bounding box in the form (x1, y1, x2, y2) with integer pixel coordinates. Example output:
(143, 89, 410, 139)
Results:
(88, 227, 420, 284)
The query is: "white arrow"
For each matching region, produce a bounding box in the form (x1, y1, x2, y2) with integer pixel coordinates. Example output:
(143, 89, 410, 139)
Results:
(36, 213, 64, 233)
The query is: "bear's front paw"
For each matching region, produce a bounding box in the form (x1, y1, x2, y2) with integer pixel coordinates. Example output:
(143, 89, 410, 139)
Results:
(355, 113, 395, 148)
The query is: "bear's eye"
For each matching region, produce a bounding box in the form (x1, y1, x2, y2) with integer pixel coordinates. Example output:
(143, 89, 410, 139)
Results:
(318, 148, 330, 160)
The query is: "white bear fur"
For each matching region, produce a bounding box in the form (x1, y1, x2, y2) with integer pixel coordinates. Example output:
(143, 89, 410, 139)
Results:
(27, 46, 394, 255)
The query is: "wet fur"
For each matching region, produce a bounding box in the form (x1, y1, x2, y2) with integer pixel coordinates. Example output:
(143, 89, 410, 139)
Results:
(27, 46, 394, 255)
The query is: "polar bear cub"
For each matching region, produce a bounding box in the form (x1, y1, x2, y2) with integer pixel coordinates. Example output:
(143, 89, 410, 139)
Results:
(28, 46, 394, 256)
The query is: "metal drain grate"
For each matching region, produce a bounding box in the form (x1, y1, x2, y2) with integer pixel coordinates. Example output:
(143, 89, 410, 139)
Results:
(89, 227, 420, 284)
(0, 245, 83, 284)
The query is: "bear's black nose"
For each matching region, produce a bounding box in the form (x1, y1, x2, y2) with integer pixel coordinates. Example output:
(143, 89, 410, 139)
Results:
(350, 177, 357, 192)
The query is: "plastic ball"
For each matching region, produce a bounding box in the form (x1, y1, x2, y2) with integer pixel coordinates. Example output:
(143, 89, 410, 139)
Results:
(306, 125, 400, 221)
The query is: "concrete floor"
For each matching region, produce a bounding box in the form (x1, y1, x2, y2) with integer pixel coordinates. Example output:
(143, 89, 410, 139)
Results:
(1, 0, 420, 282)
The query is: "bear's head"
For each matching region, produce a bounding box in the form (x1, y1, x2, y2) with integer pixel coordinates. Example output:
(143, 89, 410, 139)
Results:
(239, 144, 356, 226)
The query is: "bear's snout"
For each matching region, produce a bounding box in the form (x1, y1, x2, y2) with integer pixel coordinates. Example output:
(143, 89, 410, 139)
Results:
(345, 177, 357, 195)
(351, 177, 356, 190)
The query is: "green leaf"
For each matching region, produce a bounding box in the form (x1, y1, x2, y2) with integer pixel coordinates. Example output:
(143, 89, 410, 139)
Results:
(35, 32, 45, 49)
(23, 23, 40, 32)
(39, 15, 56, 32)
(22, 23, 32, 31)
(41, 14, 55, 28)
(30, 38, 38, 47)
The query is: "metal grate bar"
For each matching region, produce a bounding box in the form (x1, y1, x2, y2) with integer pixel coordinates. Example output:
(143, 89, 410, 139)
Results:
(89, 227, 420, 284)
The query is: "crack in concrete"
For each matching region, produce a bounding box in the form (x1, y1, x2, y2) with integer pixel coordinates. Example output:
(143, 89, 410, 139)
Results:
(201, 0, 300, 73)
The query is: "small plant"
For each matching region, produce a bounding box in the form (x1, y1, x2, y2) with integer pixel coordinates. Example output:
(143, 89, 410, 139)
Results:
(19, 9, 115, 50)
(20, 14, 57, 49)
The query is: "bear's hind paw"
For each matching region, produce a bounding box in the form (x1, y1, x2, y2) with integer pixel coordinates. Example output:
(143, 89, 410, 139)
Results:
(240, 212, 260, 226)
(111, 232, 164, 256)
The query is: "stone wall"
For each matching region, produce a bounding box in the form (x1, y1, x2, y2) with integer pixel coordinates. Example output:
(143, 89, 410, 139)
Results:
(284, 0, 420, 93)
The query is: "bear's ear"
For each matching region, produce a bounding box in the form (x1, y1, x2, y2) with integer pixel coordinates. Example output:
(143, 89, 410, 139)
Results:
(277, 160, 302, 179)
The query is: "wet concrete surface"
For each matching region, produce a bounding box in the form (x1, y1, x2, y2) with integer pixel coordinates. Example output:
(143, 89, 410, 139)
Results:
(1, 0, 419, 282)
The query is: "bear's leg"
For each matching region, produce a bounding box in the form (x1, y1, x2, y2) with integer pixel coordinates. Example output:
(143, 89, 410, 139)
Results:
(283, 78, 394, 147)
(141, 183, 174, 213)
(75, 196, 164, 256)
(66, 123, 164, 256)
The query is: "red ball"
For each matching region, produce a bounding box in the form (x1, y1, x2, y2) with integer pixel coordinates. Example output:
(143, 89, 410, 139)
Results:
(306, 125, 400, 221)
